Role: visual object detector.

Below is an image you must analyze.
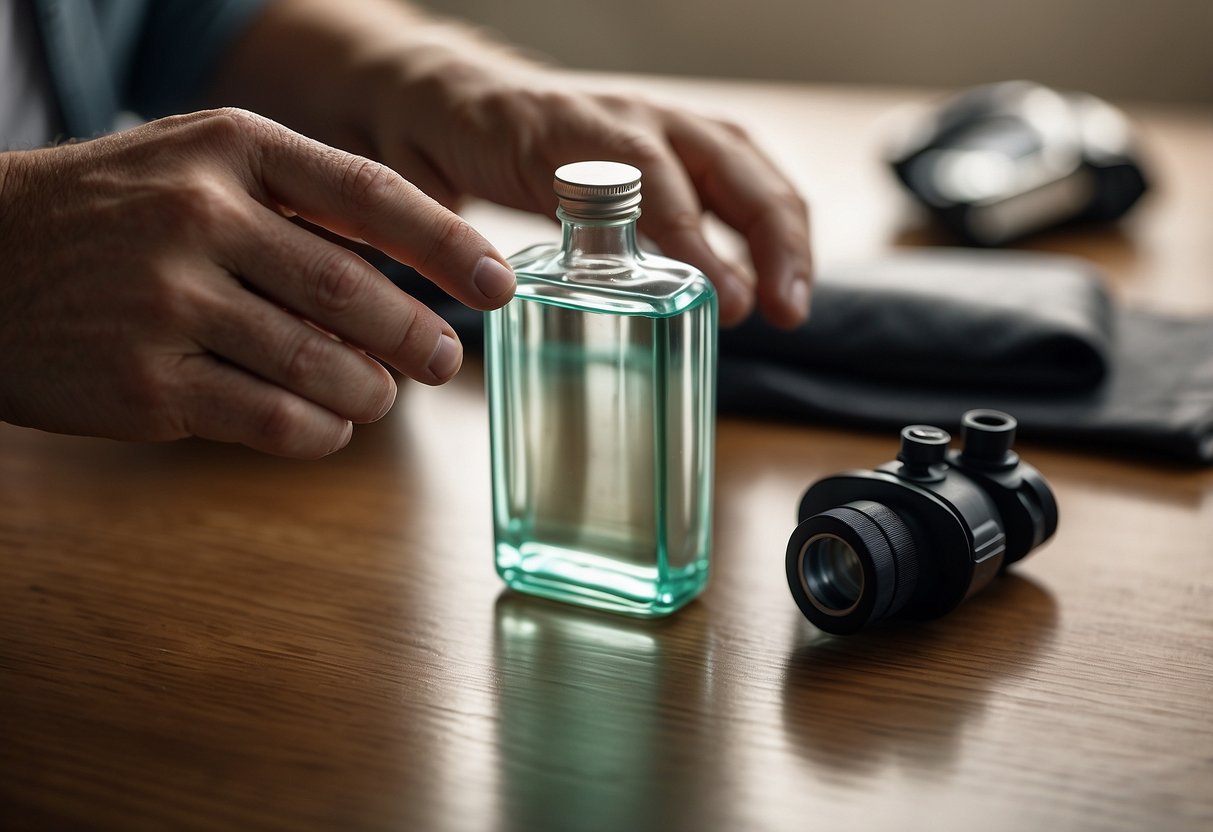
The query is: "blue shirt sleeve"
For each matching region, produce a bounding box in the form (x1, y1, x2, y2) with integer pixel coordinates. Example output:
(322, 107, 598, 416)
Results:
(31, 0, 270, 138)
(122, 0, 271, 120)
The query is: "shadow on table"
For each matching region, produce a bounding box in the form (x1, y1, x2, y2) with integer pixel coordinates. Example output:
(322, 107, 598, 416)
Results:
(781, 574, 1058, 783)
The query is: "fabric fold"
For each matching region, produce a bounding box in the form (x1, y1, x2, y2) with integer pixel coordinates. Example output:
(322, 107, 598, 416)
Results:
(720, 250, 1114, 392)
(386, 248, 1213, 465)
(714, 250, 1211, 463)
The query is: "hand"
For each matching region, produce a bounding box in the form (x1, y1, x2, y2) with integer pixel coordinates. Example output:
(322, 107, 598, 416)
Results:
(0, 109, 515, 457)
(374, 58, 813, 328)
(207, 0, 811, 328)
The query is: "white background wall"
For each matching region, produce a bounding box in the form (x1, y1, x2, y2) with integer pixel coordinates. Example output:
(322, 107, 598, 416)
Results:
(418, 0, 1212, 104)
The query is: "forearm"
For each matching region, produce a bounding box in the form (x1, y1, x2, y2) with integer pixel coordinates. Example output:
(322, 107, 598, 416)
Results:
(207, 0, 533, 152)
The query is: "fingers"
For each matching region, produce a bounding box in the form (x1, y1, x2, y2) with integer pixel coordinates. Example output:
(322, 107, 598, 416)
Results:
(626, 141, 758, 325)
(191, 276, 398, 423)
(4, 109, 490, 460)
(664, 112, 813, 329)
(245, 118, 516, 310)
(559, 101, 811, 329)
(174, 354, 354, 459)
(220, 201, 465, 386)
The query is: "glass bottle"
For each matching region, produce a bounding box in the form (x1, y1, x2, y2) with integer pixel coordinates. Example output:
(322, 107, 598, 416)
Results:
(485, 161, 718, 617)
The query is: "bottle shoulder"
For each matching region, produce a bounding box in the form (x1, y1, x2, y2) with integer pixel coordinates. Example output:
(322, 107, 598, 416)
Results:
(507, 243, 717, 318)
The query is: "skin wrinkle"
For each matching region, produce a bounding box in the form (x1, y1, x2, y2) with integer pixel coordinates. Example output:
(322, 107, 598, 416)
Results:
(308, 245, 369, 317)
(195, 275, 395, 423)
(414, 208, 474, 280)
(385, 294, 427, 380)
(335, 153, 400, 219)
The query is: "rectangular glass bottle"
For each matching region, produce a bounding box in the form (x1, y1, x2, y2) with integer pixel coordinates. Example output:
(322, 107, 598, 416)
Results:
(485, 161, 717, 617)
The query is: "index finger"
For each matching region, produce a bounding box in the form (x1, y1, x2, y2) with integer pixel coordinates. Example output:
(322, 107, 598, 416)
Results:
(244, 114, 516, 310)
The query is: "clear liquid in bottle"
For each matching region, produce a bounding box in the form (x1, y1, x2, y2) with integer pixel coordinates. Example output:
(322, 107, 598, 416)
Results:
(486, 161, 717, 617)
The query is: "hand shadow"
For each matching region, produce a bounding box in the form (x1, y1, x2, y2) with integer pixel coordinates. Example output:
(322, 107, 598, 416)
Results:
(781, 574, 1057, 785)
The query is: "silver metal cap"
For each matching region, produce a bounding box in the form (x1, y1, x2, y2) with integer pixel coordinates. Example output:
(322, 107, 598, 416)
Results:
(554, 161, 642, 220)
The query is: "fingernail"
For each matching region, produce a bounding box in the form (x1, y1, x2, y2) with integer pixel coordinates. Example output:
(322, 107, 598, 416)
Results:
(427, 334, 463, 381)
(369, 379, 398, 422)
(784, 277, 811, 322)
(472, 256, 516, 301)
(328, 420, 353, 455)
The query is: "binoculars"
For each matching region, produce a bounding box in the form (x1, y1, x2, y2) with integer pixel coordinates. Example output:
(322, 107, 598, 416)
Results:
(786, 410, 1057, 635)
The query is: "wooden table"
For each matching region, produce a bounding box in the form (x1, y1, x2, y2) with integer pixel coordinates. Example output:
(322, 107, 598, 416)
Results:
(3, 79, 1211, 832)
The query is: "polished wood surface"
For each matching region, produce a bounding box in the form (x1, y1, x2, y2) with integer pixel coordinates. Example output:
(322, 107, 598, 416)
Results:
(3, 79, 1212, 832)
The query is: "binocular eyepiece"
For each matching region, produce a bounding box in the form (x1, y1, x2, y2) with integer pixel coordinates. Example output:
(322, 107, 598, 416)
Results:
(787, 410, 1057, 635)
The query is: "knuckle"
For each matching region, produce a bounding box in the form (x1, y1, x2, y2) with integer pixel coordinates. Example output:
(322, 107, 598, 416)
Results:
(129, 262, 201, 328)
(338, 154, 399, 213)
(121, 356, 180, 438)
(779, 188, 811, 221)
(597, 92, 664, 124)
(476, 86, 543, 127)
(609, 130, 665, 166)
(139, 280, 186, 327)
(281, 329, 331, 390)
(716, 117, 751, 141)
(653, 209, 703, 237)
(309, 249, 368, 315)
(534, 88, 581, 116)
(389, 300, 422, 361)
(141, 169, 241, 246)
(202, 107, 271, 146)
(474, 87, 514, 120)
(255, 395, 304, 450)
(154, 175, 239, 240)
(594, 91, 636, 113)
(418, 212, 477, 273)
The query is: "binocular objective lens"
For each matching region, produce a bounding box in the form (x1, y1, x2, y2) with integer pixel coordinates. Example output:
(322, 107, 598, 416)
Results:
(800, 534, 864, 615)
(787, 500, 918, 633)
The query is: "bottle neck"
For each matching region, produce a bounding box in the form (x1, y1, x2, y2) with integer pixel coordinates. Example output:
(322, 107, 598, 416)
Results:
(558, 208, 642, 261)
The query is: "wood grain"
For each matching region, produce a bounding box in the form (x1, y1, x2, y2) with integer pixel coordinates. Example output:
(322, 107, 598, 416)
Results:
(3, 79, 1212, 832)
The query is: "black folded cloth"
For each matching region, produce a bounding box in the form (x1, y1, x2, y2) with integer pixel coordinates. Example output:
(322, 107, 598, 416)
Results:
(387, 248, 1213, 465)
(720, 250, 1115, 392)
(718, 251, 1213, 464)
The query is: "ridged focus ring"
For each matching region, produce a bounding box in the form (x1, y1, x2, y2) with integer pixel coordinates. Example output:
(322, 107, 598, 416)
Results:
(846, 500, 919, 619)
(786, 499, 920, 633)
(811, 506, 893, 619)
